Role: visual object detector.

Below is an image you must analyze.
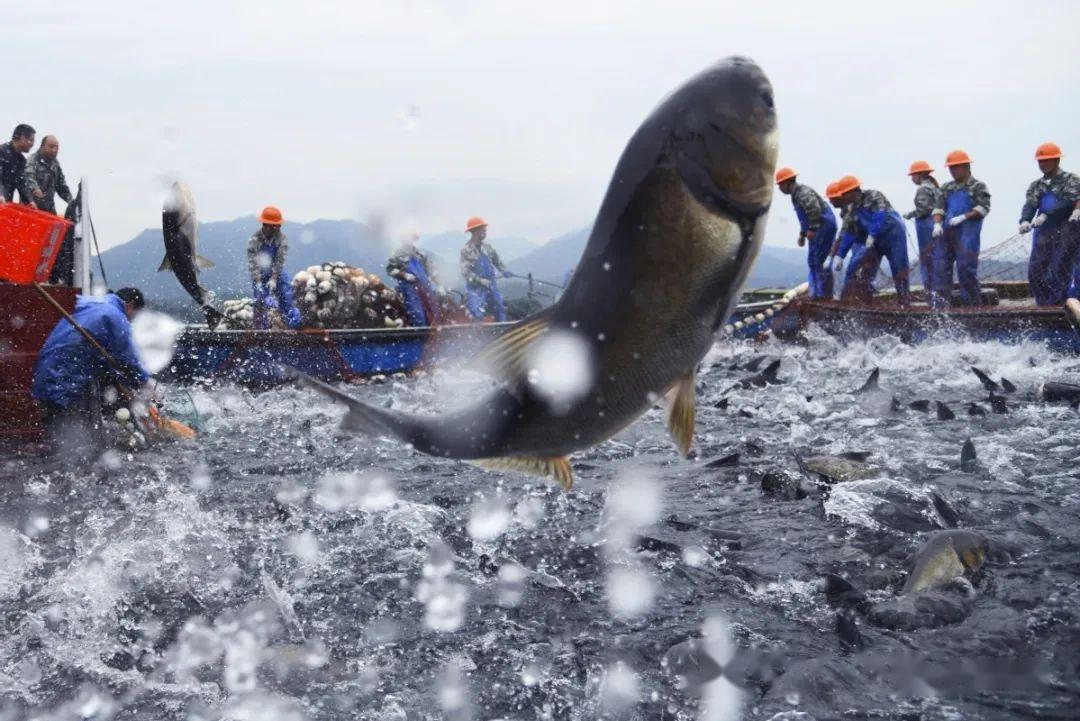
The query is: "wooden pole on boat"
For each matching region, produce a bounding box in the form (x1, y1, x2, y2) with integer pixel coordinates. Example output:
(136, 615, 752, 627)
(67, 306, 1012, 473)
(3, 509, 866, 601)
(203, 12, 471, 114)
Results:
(31, 283, 196, 440)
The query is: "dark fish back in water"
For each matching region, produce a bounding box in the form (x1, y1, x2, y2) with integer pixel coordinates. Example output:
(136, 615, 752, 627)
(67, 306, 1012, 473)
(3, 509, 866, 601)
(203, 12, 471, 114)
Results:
(935, 401, 955, 421)
(960, 439, 977, 471)
(971, 366, 999, 392)
(855, 367, 880, 394)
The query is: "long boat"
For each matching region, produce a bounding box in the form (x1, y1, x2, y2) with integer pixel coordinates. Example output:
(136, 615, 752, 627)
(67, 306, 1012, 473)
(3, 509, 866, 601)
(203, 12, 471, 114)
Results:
(163, 321, 515, 385)
(766, 281, 1080, 354)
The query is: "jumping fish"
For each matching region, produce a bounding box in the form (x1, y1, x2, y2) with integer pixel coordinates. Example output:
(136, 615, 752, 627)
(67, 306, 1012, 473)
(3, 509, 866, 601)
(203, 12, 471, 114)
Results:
(301, 56, 779, 488)
(159, 181, 224, 329)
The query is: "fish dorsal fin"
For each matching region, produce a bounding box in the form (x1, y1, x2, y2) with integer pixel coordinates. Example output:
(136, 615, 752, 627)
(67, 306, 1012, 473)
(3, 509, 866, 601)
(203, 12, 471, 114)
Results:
(471, 311, 553, 381)
(472, 456, 573, 491)
(195, 254, 216, 270)
(666, 371, 696, 457)
(157, 255, 171, 272)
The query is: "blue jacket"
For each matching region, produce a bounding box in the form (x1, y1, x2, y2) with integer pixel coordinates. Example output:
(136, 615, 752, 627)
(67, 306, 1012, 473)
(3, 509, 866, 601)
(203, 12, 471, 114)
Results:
(32, 294, 150, 407)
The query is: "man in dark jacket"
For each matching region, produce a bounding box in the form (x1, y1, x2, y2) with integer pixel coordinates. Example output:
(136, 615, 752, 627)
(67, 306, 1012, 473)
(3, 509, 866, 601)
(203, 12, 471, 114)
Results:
(32, 288, 151, 457)
(0, 124, 37, 206)
(26, 135, 73, 214)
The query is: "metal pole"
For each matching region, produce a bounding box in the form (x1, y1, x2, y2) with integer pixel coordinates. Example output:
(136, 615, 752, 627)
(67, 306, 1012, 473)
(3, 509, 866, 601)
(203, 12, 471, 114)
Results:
(75, 176, 92, 292)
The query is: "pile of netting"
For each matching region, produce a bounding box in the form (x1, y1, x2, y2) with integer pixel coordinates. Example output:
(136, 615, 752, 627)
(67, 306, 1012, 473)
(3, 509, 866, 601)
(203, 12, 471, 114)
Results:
(292, 262, 407, 329)
(218, 262, 409, 330)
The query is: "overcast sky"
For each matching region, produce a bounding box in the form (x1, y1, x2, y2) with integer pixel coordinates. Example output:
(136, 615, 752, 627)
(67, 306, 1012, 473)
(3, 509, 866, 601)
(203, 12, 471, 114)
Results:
(9, 1, 1080, 254)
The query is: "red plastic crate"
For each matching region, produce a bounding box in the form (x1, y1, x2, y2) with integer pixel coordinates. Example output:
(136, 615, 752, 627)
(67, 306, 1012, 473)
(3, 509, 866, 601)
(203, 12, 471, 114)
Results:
(0, 204, 73, 284)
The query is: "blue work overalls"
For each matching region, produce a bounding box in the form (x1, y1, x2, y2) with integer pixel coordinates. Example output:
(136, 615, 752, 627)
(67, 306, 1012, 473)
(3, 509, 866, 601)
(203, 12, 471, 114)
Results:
(854, 207, 911, 304)
(942, 188, 984, 306)
(794, 199, 838, 299)
(1029, 190, 1080, 305)
(397, 256, 442, 326)
(465, 251, 506, 322)
(252, 240, 301, 329)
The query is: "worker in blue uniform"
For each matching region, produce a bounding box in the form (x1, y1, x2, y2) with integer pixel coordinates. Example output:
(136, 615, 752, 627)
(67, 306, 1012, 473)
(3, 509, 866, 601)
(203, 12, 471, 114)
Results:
(903, 161, 948, 309)
(247, 206, 301, 330)
(32, 288, 152, 457)
(835, 175, 911, 305)
(387, 233, 442, 326)
(1018, 143, 1080, 305)
(776, 167, 838, 299)
(933, 150, 991, 307)
(460, 216, 508, 322)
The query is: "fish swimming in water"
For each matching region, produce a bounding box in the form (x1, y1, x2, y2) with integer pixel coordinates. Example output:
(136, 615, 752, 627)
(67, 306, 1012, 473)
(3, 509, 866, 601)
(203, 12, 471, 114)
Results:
(301, 56, 779, 488)
(902, 529, 989, 594)
(159, 181, 224, 329)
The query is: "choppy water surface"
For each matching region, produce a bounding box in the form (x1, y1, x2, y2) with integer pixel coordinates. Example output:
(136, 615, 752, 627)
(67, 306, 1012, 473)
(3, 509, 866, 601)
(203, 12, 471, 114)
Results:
(2, 328, 1080, 720)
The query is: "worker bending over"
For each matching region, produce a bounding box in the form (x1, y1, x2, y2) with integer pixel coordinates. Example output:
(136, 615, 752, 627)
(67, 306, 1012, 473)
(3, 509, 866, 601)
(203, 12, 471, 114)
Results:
(933, 150, 991, 306)
(1019, 143, 1080, 305)
(387, 233, 442, 326)
(835, 175, 911, 304)
(32, 288, 151, 458)
(460, 216, 508, 321)
(247, 206, 301, 329)
(776, 167, 838, 299)
(904, 161, 947, 308)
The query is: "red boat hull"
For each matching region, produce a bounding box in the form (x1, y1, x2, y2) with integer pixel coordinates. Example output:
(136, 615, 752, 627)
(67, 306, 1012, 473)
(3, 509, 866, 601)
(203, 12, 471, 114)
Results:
(0, 283, 76, 443)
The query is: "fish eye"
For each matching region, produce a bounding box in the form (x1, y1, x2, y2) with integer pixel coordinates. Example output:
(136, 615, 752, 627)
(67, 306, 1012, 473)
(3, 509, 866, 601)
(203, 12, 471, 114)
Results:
(760, 91, 774, 109)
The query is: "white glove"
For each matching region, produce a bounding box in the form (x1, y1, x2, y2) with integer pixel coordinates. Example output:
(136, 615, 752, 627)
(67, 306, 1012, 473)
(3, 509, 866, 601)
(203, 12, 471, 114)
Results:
(948, 215, 966, 227)
(1070, 208, 1080, 223)
(833, 256, 844, 272)
(865, 235, 875, 248)
(1032, 213, 1048, 228)
(267, 278, 277, 292)
(932, 222, 943, 238)
(479, 278, 492, 288)
(402, 272, 417, 282)
(1019, 221, 1031, 234)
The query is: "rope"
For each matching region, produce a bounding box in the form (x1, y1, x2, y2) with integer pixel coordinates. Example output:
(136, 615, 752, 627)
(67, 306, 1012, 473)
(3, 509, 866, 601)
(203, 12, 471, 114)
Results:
(719, 283, 810, 337)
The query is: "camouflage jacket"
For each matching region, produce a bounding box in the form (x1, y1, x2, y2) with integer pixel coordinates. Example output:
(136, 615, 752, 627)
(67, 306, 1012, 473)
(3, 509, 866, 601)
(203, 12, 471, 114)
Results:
(936, 176, 991, 217)
(247, 228, 288, 285)
(791, 183, 831, 232)
(387, 245, 435, 282)
(459, 241, 506, 286)
(1020, 169, 1080, 222)
(25, 151, 73, 214)
(904, 180, 942, 220)
(0, 141, 31, 202)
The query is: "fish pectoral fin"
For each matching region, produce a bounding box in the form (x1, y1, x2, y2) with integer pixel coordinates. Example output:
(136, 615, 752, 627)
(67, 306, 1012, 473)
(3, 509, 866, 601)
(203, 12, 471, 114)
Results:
(471, 311, 552, 381)
(666, 371, 696, 457)
(157, 255, 171, 272)
(195, 254, 216, 270)
(472, 455, 574, 491)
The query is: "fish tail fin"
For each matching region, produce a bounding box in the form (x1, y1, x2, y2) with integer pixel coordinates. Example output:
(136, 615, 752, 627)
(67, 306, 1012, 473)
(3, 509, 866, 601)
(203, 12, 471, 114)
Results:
(472, 456, 574, 491)
(157, 255, 172, 272)
(295, 372, 417, 442)
(195, 254, 216, 270)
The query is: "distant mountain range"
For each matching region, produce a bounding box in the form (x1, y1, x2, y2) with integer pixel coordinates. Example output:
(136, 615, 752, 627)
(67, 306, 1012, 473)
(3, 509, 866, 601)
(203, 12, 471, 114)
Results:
(99, 217, 810, 316)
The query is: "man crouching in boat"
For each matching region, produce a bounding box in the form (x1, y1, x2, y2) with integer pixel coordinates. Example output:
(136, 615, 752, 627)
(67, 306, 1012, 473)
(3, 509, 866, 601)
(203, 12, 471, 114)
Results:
(387, 233, 442, 327)
(248, 206, 301, 330)
(31, 288, 152, 460)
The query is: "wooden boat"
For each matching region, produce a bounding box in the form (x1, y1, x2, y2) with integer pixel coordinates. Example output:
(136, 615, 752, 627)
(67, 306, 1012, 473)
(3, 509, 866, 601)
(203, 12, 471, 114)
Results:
(163, 321, 516, 385)
(767, 281, 1080, 353)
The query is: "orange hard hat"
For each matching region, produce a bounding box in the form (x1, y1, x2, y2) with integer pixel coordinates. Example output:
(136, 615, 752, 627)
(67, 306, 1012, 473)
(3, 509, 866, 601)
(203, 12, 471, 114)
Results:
(835, 175, 861, 195)
(1035, 142, 1062, 161)
(259, 206, 283, 225)
(907, 160, 933, 176)
(775, 167, 797, 184)
(825, 181, 840, 199)
(465, 215, 487, 232)
(945, 149, 972, 167)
